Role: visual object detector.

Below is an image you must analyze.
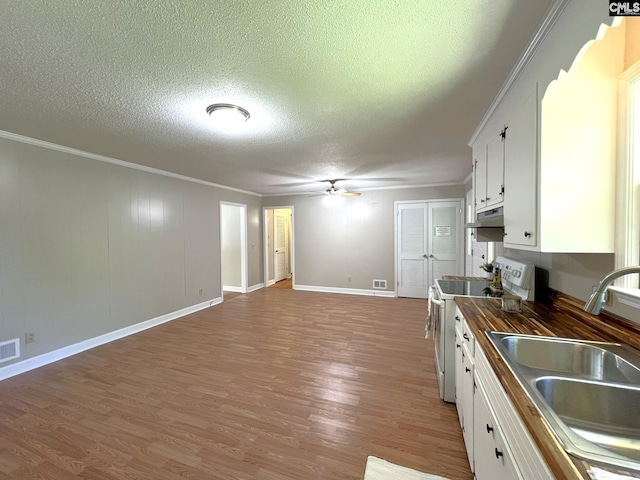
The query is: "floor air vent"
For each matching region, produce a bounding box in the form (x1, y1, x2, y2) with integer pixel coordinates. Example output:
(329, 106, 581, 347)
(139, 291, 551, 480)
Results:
(373, 279, 387, 289)
(0, 338, 20, 363)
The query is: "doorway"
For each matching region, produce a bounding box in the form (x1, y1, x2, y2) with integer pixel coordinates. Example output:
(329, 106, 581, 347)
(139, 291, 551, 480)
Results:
(220, 202, 248, 297)
(395, 199, 463, 298)
(263, 207, 294, 288)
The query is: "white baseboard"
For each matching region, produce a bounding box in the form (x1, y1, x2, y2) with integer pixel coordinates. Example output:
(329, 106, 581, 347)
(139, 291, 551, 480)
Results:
(248, 283, 264, 293)
(223, 285, 244, 293)
(0, 297, 223, 382)
(266, 279, 276, 287)
(294, 285, 396, 297)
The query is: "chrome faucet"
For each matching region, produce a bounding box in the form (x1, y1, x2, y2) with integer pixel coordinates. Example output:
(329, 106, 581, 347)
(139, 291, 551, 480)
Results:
(584, 265, 640, 314)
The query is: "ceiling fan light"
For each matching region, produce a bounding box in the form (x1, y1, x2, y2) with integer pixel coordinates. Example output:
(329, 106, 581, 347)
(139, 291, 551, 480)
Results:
(206, 103, 250, 130)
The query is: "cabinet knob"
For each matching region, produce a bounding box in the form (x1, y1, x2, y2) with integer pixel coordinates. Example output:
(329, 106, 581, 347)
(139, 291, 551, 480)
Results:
(455, 315, 460, 322)
(524, 231, 532, 237)
(456, 343, 461, 349)
(486, 424, 494, 434)
(480, 199, 486, 203)
(495, 448, 504, 459)
(463, 333, 470, 341)
(465, 367, 471, 373)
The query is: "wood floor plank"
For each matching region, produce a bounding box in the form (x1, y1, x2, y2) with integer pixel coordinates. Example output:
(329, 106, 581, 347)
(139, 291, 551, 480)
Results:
(0, 289, 472, 479)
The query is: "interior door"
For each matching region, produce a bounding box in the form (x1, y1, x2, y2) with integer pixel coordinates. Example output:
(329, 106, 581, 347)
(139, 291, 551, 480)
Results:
(397, 203, 430, 298)
(274, 210, 289, 282)
(429, 201, 463, 281)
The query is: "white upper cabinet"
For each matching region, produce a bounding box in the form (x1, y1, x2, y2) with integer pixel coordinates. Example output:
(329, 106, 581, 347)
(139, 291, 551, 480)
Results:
(485, 130, 505, 209)
(534, 19, 623, 252)
(503, 86, 538, 248)
(473, 131, 504, 213)
(473, 144, 488, 211)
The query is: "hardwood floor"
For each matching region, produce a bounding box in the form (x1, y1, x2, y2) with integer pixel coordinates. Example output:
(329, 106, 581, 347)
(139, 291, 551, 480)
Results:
(269, 277, 292, 289)
(0, 289, 472, 480)
(223, 290, 244, 301)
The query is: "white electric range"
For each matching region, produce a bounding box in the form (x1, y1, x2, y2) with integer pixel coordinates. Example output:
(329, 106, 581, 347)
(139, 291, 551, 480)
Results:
(430, 256, 535, 403)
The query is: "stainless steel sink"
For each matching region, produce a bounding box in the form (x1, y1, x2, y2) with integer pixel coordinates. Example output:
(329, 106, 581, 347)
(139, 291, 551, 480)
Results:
(535, 377, 640, 464)
(487, 332, 640, 471)
(499, 335, 640, 384)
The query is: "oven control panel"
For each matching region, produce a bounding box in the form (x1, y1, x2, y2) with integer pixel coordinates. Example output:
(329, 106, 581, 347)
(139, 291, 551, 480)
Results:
(493, 256, 535, 300)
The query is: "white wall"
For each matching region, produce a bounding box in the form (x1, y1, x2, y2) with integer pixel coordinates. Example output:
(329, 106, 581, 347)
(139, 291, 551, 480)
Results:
(263, 185, 466, 292)
(0, 134, 262, 368)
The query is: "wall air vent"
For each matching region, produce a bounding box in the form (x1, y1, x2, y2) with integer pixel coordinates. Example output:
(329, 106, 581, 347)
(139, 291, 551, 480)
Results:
(0, 338, 20, 363)
(373, 279, 387, 290)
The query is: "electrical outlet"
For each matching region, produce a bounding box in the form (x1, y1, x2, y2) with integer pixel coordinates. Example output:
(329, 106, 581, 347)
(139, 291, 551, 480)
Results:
(199, 288, 204, 296)
(25, 332, 35, 344)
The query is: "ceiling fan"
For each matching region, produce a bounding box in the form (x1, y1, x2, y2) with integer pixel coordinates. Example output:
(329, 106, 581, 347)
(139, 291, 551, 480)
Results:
(322, 179, 361, 197)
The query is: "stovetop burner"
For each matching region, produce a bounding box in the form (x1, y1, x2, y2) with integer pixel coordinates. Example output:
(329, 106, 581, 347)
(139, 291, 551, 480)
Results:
(437, 279, 502, 297)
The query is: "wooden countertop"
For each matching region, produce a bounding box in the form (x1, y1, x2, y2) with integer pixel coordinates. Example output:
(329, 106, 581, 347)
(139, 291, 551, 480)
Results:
(455, 292, 640, 480)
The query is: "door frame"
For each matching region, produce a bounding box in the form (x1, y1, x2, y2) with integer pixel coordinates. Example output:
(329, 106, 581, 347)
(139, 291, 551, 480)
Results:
(394, 198, 464, 297)
(220, 201, 248, 294)
(263, 206, 295, 288)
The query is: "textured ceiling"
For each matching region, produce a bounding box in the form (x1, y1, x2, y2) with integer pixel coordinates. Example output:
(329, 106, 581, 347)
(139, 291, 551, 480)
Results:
(0, 1, 554, 195)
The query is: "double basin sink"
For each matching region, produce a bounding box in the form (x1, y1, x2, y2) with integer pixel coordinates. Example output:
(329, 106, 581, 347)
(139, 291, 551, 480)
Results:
(487, 331, 640, 471)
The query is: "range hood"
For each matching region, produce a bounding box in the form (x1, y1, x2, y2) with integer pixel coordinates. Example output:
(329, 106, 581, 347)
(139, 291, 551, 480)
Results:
(465, 206, 504, 242)
(465, 206, 504, 228)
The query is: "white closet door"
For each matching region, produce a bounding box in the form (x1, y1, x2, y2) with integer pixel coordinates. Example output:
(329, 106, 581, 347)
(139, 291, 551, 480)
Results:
(429, 201, 463, 282)
(397, 203, 429, 298)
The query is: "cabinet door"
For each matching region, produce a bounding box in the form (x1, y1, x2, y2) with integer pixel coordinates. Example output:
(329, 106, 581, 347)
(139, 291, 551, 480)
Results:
(486, 131, 505, 208)
(454, 327, 464, 428)
(474, 380, 522, 480)
(474, 146, 488, 211)
(461, 343, 475, 469)
(504, 86, 538, 248)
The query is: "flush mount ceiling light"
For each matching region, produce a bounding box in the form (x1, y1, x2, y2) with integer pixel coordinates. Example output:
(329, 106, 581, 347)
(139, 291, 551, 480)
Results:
(206, 103, 250, 130)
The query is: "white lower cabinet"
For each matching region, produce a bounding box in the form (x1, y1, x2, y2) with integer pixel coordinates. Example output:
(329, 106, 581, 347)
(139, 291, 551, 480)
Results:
(474, 378, 522, 480)
(455, 314, 476, 471)
(461, 342, 474, 468)
(455, 327, 464, 427)
(454, 307, 553, 480)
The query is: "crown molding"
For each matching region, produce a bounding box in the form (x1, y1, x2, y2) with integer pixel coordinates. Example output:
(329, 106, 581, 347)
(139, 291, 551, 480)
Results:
(468, 0, 571, 146)
(0, 129, 262, 197)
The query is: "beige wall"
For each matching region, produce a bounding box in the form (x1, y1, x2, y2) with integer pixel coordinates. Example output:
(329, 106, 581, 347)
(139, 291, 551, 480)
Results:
(0, 134, 262, 367)
(263, 185, 466, 291)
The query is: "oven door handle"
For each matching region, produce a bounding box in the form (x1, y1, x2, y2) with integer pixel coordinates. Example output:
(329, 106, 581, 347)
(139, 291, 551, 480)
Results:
(429, 286, 443, 306)
(426, 286, 442, 339)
